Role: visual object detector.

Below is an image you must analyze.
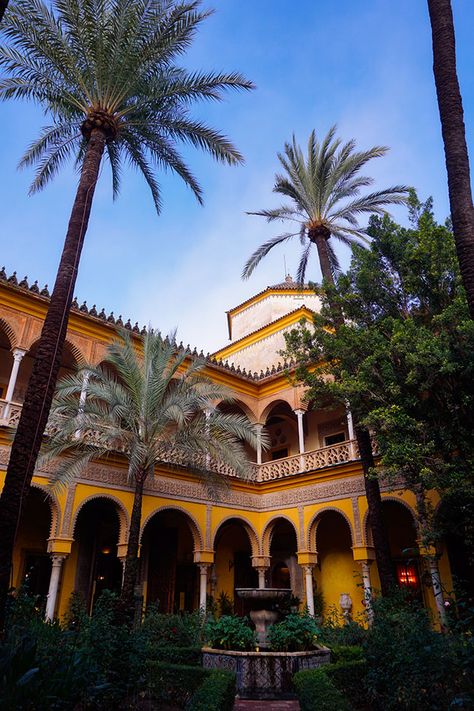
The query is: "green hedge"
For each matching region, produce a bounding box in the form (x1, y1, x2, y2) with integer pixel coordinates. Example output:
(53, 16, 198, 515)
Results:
(293, 659, 368, 711)
(329, 645, 364, 664)
(186, 669, 236, 711)
(293, 668, 351, 711)
(150, 645, 202, 666)
(145, 661, 208, 707)
(325, 660, 368, 709)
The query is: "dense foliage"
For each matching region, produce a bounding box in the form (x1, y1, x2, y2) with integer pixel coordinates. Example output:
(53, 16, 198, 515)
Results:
(185, 669, 236, 711)
(268, 612, 320, 651)
(293, 667, 351, 711)
(204, 614, 256, 651)
(284, 193, 474, 553)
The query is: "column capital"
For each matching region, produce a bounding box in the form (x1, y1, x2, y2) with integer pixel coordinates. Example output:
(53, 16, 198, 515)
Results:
(12, 347, 27, 361)
(50, 553, 68, 567)
(193, 549, 215, 565)
(293, 407, 307, 416)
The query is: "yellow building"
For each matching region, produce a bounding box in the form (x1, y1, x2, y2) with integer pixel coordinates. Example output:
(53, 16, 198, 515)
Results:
(0, 273, 458, 624)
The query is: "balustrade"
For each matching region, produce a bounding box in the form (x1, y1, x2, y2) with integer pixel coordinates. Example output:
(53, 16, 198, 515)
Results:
(0, 399, 363, 481)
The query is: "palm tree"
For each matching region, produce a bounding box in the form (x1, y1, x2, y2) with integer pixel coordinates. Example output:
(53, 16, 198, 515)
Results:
(0, 0, 253, 627)
(427, 0, 474, 319)
(243, 127, 407, 285)
(43, 330, 261, 622)
(244, 127, 408, 595)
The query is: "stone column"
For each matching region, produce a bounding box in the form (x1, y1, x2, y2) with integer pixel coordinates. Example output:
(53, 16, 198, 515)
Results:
(198, 564, 210, 611)
(303, 565, 315, 616)
(75, 370, 90, 438)
(45, 554, 67, 621)
(255, 423, 263, 465)
(4, 348, 26, 417)
(425, 553, 447, 627)
(294, 409, 305, 454)
(359, 560, 374, 623)
(251, 555, 271, 589)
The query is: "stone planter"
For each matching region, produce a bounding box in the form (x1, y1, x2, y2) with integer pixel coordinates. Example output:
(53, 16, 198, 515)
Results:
(202, 646, 331, 699)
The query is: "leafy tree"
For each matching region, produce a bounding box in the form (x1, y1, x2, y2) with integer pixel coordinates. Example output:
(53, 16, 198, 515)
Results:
(244, 127, 408, 593)
(284, 193, 474, 582)
(427, 0, 474, 319)
(42, 329, 260, 623)
(0, 0, 253, 626)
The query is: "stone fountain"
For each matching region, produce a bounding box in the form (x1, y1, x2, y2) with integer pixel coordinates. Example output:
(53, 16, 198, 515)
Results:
(235, 587, 291, 648)
(202, 585, 330, 699)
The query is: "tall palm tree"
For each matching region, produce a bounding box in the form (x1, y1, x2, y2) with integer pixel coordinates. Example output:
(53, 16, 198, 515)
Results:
(0, 0, 253, 627)
(243, 127, 407, 285)
(244, 128, 408, 595)
(43, 330, 261, 622)
(427, 0, 474, 319)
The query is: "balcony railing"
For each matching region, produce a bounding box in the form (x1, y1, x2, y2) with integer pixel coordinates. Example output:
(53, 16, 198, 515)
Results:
(0, 398, 359, 481)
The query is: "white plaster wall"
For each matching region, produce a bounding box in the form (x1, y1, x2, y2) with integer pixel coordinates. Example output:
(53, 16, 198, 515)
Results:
(225, 326, 301, 372)
(230, 292, 320, 341)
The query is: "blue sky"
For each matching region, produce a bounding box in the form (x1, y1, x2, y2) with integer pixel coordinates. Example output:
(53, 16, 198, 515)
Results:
(1, 0, 474, 351)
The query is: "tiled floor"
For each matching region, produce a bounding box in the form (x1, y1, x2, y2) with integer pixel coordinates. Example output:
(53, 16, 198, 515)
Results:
(234, 701, 300, 710)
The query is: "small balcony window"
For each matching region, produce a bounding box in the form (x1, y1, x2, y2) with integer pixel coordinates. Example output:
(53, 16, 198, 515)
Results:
(324, 431, 346, 447)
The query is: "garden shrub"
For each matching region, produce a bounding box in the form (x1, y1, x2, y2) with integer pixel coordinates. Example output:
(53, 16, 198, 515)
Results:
(319, 606, 367, 646)
(137, 607, 204, 647)
(205, 615, 256, 650)
(151, 645, 202, 666)
(145, 660, 208, 707)
(329, 645, 364, 663)
(324, 660, 368, 710)
(364, 593, 469, 710)
(186, 669, 236, 711)
(268, 612, 320, 651)
(293, 668, 351, 711)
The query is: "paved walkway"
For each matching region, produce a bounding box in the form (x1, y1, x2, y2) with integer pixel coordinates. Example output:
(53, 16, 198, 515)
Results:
(234, 701, 300, 710)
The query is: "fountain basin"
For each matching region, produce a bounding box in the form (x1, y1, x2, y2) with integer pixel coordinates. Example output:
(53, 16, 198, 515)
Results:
(236, 587, 292, 647)
(202, 646, 331, 699)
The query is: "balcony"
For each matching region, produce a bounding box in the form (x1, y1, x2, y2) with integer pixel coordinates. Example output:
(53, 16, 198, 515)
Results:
(0, 398, 359, 483)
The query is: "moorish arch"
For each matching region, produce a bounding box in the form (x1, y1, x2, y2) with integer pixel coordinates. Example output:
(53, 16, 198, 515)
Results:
(363, 496, 418, 548)
(215, 397, 258, 424)
(140, 505, 203, 550)
(140, 506, 203, 612)
(71, 493, 129, 545)
(0, 316, 19, 349)
(212, 514, 259, 557)
(259, 397, 298, 426)
(312, 508, 358, 617)
(212, 516, 259, 614)
(29, 482, 61, 539)
(308, 506, 355, 551)
(262, 514, 300, 556)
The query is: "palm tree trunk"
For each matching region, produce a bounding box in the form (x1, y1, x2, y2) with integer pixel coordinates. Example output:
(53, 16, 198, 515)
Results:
(0, 1, 9, 23)
(314, 231, 395, 595)
(120, 474, 145, 626)
(355, 425, 395, 595)
(0, 128, 106, 630)
(428, 0, 474, 318)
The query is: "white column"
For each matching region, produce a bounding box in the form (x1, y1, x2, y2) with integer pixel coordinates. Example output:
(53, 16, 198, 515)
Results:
(75, 370, 90, 438)
(4, 348, 26, 417)
(304, 565, 315, 616)
(257, 567, 267, 589)
(294, 409, 305, 454)
(199, 564, 209, 611)
(360, 561, 374, 624)
(204, 408, 212, 469)
(45, 554, 67, 621)
(346, 406, 355, 440)
(426, 556, 447, 626)
(255, 423, 263, 465)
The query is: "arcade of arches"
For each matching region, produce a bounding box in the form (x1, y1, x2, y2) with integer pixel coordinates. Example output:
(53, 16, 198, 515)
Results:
(0, 278, 469, 627)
